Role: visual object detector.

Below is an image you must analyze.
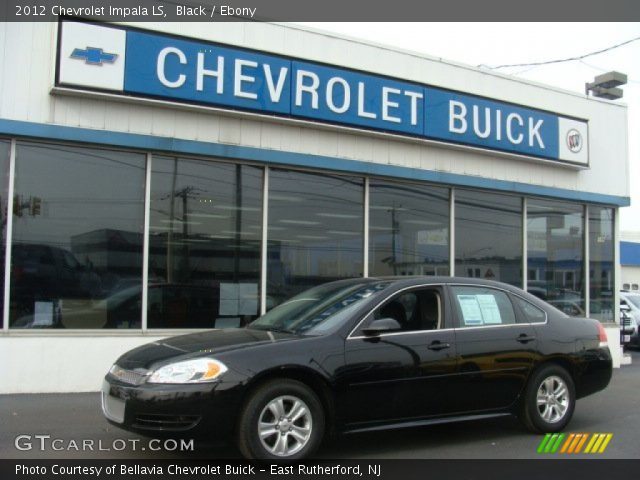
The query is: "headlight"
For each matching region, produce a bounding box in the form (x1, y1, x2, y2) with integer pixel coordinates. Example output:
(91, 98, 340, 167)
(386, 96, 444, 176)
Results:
(147, 358, 228, 384)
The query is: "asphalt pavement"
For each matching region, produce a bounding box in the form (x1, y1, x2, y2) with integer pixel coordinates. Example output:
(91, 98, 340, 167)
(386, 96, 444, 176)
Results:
(2, 350, 639, 459)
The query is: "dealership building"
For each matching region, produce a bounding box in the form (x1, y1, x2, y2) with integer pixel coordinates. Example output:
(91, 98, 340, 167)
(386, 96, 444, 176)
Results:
(0, 20, 630, 393)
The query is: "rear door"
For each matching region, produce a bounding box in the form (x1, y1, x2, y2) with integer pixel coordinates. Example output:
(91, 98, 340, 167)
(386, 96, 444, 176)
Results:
(447, 285, 538, 412)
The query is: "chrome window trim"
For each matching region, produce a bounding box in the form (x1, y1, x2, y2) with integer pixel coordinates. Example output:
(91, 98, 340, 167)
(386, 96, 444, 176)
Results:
(347, 281, 548, 340)
(349, 327, 454, 341)
(450, 283, 548, 327)
(347, 282, 445, 340)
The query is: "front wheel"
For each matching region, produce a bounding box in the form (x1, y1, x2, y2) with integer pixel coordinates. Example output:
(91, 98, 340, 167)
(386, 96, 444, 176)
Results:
(520, 364, 576, 433)
(237, 379, 325, 460)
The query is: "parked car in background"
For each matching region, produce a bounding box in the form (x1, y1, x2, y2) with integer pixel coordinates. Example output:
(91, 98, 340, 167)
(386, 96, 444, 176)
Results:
(620, 304, 635, 346)
(102, 277, 612, 459)
(620, 290, 640, 347)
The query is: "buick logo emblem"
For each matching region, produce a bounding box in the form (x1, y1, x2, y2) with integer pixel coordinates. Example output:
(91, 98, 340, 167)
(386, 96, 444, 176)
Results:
(566, 129, 583, 153)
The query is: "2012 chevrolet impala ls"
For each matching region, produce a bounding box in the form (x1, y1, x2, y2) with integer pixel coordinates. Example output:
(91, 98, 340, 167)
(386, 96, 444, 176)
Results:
(102, 277, 612, 459)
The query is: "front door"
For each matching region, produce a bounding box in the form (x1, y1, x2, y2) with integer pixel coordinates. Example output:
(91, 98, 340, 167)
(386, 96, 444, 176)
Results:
(339, 286, 458, 428)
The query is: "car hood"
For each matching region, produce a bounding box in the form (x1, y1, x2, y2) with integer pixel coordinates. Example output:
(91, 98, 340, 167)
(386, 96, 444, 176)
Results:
(116, 328, 299, 370)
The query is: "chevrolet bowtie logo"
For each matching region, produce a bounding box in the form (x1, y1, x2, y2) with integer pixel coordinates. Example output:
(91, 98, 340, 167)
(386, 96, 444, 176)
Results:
(70, 47, 118, 65)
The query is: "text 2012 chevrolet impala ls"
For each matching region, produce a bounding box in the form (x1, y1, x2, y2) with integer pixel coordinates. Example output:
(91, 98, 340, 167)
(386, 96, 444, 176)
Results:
(102, 277, 612, 459)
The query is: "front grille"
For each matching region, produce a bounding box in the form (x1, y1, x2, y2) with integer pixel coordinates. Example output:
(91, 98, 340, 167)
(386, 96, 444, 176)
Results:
(133, 414, 201, 431)
(109, 365, 149, 385)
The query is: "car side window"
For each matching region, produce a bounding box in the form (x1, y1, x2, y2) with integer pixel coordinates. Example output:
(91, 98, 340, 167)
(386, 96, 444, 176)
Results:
(369, 288, 442, 333)
(513, 296, 546, 324)
(452, 286, 516, 327)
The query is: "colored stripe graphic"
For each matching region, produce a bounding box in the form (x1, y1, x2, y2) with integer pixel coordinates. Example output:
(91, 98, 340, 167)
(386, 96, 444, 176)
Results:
(537, 433, 565, 453)
(539, 433, 613, 454)
(584, 433, 613, 454)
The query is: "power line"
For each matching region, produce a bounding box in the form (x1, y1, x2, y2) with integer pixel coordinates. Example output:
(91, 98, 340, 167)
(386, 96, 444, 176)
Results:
(478, 35, 640, 70)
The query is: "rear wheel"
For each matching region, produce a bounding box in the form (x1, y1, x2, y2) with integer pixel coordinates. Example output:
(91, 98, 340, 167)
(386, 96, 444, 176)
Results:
(237, 379, 324, 460)
(520, 364, 575, 433)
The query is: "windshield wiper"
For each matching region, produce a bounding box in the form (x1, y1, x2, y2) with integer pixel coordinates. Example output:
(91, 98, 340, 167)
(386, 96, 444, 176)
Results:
(247, 325, 296, 334)
(265, 326, 296, 334)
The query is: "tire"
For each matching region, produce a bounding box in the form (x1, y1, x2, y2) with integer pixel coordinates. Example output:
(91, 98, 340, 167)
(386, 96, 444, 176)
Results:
(237, 379, 325, 460)
(520, 364, 575, 433)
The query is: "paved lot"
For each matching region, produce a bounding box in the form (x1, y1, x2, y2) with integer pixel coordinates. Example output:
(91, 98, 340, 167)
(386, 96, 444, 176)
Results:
(2, 350, 639, 459)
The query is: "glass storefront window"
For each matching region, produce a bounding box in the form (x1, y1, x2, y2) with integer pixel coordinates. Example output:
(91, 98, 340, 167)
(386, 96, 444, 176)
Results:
(527, 199, 585, 316)
(267, 170, 363, 309)
(9, 143, 146, 328)
(369, 180, 449, 277)
(149, 157, 262, 328)
(0, 140, 10, 328)
(455, 190, 522, 287)
(589, 206, 614, 322)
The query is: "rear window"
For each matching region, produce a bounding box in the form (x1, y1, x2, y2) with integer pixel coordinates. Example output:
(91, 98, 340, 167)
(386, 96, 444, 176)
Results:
(513, 296, 546, 323)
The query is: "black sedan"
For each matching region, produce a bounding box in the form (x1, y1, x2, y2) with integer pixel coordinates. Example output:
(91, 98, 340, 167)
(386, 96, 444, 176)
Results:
(102, 277, 612, 459)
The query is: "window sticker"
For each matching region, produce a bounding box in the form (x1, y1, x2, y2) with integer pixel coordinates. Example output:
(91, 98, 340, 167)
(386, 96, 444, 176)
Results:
(457, 295, 483, 325)
(476, 295, 502, 324)
(457, 294, 503, 326)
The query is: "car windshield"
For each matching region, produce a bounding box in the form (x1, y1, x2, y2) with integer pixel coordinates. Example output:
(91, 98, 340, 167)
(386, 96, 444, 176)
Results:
(625, 295, 640, 309)
(248, 281, 391, 335)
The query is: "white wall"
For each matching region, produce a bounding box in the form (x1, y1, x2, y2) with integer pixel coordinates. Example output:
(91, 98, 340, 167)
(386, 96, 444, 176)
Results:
(0, 335, 168, 393)
(622, 266, 640, 289)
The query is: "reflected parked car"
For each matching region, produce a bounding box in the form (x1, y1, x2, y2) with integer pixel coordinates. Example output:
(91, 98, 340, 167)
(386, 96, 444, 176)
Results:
(102, 277, 612, 459)
(11, 243, 101, 300)
(548, 299, 585, 316)
(12, 282, 232, 329)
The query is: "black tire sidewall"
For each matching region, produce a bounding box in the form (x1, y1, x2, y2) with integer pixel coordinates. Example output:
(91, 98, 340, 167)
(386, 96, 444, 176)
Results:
(525, 365, 575, 433)
(237, 379, 325, 460)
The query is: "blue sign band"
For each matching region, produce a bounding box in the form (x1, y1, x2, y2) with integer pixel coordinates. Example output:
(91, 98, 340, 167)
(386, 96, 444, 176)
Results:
(60, 24, 585, 164)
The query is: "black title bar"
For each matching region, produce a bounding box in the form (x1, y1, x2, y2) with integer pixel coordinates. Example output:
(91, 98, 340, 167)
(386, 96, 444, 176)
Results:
(3, 459, 640, 480)
(2, 0, 640, 21)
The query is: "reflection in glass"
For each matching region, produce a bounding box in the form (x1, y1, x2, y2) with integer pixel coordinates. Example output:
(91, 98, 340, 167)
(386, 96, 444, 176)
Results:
(527, 199, 584, 316)
(0, 141, 10, 328)
(369, 180, 449, 276)
(267, 170, 363, 308)
(250, 280, 390, 335)
(455, 190, 522, 287)
(149, 157, 262, 328)
(589, 206, 614, 322)
(10, 143, 146, 328)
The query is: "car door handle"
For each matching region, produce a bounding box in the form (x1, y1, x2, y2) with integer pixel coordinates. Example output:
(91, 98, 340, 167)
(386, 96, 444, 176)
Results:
(427, 341, 451, 351)
(516, 334, 536, 343)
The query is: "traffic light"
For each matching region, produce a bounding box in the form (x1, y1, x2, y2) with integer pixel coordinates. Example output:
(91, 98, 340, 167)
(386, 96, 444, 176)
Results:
(30, 197, 42, 216)
(13, 195, 22, 217)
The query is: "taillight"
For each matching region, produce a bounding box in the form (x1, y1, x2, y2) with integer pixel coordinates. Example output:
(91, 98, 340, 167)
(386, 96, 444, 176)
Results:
(597, 322, 608, 348)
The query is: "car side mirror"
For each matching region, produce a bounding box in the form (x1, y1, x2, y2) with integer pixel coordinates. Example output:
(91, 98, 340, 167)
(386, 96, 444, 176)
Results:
(362, 317, 402, 337)
(620, 304, 631, 312)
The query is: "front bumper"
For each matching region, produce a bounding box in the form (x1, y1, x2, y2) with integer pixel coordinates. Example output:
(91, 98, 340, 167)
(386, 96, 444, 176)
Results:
(101, 375, 243, 437)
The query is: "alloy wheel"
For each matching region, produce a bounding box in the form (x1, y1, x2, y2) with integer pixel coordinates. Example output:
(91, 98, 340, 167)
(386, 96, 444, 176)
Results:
(536, 375, 569, 423)
(258, 395, 313, 457)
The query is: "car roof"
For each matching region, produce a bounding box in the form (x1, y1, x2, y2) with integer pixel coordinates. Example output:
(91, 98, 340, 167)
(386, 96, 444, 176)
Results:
(335, 275, 553, 305)
(336, 275, 525, 293)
